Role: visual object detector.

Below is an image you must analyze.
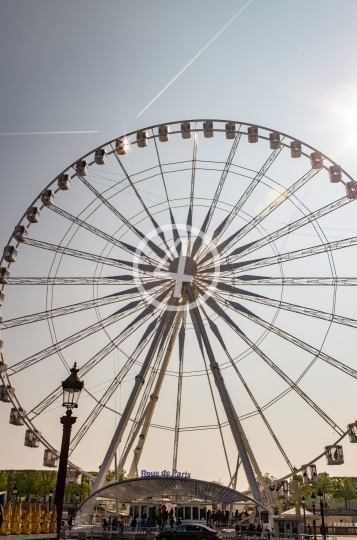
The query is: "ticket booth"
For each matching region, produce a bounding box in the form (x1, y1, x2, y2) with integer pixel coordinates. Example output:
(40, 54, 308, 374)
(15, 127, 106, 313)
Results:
(274, 517, 300, 538)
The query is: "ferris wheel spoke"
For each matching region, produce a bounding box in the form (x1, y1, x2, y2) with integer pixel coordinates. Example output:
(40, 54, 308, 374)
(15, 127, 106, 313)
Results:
(228, 196, 350, 262)
(203, 293, 343, 435)
(204, 234, 357, 276)
(79, 176, 170, 261)
(24, 238, 155, 274)
(214, 292, 357, 382)
(69, 315, 162, 453)
(9, 285, 171, 375)
(191, 128, 242, 259)
(203, 311, 294, 471)
(189, 307, 233, 480)
(212, 281, 357, 329)
(151, 131, 182, 254)
(199, 171, 319, 268)
(29, 313, 162, 419)
(1, 283, 165, 329)
(113, 144, 173, 253)
(186, 127, 198, 254)
(217, 276, 357, 286)
(173, 312, 186, 470)
(198, 145, 284, 262)
(49, 205, 161, 267)
(4, 276, 149, 286)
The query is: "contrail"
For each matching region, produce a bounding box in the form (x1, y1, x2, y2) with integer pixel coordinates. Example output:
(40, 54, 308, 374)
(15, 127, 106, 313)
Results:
(0, 131, 100, 135)
(136, 0, 254, 118)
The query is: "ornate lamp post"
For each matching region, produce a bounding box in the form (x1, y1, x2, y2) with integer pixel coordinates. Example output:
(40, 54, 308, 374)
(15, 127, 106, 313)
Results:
(311, 493, 317, 540)
(318, 489, 326, 540)
(49, 488, 53, 511)
(54, 364, 84, 540)
(301, 496, 306, 534)
(12, 485, 18, 502)
(75, 494, 80, 514)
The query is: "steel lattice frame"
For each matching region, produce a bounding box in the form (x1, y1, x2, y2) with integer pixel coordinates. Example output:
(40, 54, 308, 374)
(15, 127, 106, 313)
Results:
(1, 119, 357, 511)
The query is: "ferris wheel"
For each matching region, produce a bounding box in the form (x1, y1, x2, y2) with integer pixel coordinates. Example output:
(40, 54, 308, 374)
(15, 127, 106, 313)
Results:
(1, 119, 357, 508)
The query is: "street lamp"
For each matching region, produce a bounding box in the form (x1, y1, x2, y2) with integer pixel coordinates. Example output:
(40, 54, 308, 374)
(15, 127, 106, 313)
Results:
(49, 488, 53, 511)
(12, 485, 18, 502)
(311, 493, 317, 540)
(301, 496, 306, 534)
(75, 493, 80, 514)
(318, 489, 326, 540)
(54, 364, 84, 540)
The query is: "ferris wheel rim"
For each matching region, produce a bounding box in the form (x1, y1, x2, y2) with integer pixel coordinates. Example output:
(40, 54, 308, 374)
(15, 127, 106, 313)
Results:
(1, 117, 356, 491)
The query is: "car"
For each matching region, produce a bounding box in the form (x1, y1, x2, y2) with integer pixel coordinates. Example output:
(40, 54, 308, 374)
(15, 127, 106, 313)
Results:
(155, 524, 222, 540)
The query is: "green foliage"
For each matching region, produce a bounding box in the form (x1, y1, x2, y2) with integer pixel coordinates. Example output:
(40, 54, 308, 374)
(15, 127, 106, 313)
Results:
(331, 477, 357, 508)
(16, 470, 41, 501)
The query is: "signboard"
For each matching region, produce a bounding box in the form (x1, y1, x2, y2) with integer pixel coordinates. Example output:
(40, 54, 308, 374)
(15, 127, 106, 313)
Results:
(141, 469, 191, 478)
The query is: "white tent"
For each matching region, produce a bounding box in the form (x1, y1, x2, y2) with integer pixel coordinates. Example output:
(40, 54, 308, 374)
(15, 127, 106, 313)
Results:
(281, 507, 313, 516)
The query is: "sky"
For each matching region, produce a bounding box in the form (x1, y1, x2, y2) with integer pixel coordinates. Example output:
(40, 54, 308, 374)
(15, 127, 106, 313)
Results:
(1, 0, 357, 493)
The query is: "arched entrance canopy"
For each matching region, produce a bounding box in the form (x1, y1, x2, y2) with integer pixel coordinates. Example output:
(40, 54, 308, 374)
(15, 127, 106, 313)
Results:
(80, 477, 269, 511)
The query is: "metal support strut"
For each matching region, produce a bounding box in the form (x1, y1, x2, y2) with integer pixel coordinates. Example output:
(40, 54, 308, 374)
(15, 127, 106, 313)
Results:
(185, 283, 261, 502)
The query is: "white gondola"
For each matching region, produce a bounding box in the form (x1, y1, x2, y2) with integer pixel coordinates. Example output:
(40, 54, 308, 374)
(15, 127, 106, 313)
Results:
(181, 122, 191, 139)
(27, 206, 41, 223)
(225, 122, 236, 139)
(290, 140, 302, 158)
(115, 138, 128, 155)
(94, 148, 107, 165)
(58, 174, 71, 190)
(137, 131, 149, 148)
(158, 125, 170, 142)
(301, 465, 309, 484)
(3, 246, 18, 263)
(66, 467, 82, 484)
(203, 121, 213, 138)
(346, 181, 357, 200)
(0, 290, 4, 306)
(309, 464, 318, 484)
(13, 225, 28, 243)
(0, 267, 9, 284)
(24, 429, 41, 448)
(43, 449, 59, 468)
(248, 126, 258, 143)
(0, 384, 15, 402)
(76, 160, 88, 176)
(10, 407, 26, 426)
(325, 445, 344, 465)
(310, 151, 323, 170)
(41, 190, 55, 207)
(329, 165, 342, 183)
(269, 132, 281, 149)
(348, 423, 357, 443)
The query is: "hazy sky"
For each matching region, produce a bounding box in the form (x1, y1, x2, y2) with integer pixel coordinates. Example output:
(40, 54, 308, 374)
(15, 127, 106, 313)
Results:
(1, 0, 357, 490)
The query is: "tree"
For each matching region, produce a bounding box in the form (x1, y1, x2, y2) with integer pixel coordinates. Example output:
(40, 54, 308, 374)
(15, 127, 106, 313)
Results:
(316, 472, 333, 503)
(331, 477, 357, 508)
(16, 470, 41, 501)
(0, 470, 18, 496)
(37, 471, 57, 501)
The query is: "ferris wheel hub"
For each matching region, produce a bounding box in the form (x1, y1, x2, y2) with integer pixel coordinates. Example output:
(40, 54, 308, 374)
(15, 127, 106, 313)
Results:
(168, 255, 197, 277)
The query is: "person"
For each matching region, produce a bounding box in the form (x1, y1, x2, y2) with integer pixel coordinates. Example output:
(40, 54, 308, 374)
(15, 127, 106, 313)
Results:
(140, 516, 147, 528)
(257, 523, 262, 536)
(265, 526, 271, 539)
(235, 523, 241, 536)
(147, 515, 155, 528)
(130, 516, 137, 531)
(102, 517, 108, 531)
(68, 516, 73, 530)
(108, 517, 112, 530)
(172, 522, 178, 530)
(119, 517, 124, 537)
